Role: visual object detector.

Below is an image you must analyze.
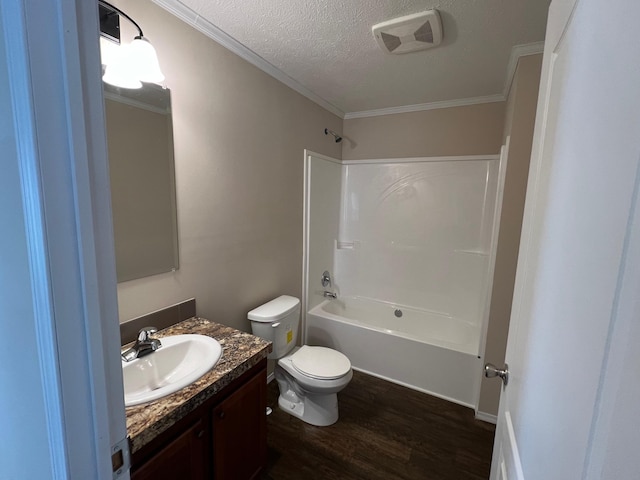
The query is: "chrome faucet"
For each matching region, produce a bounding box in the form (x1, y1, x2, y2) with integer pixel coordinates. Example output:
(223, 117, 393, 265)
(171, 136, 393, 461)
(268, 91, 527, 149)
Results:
(322, 271, 337, 299)
(121, 327, 162, 362)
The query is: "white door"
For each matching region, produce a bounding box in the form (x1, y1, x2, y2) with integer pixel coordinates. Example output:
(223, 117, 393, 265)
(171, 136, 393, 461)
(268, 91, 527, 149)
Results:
(490, 0, 640, 478)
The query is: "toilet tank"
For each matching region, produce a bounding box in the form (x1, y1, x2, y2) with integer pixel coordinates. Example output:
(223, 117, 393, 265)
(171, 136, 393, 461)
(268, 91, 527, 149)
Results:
(248, 295, 300, 359)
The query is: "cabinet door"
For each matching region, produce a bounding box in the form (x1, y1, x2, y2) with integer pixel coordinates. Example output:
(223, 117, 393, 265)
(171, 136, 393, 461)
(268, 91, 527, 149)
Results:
(132, 419, 208, 480)
(212, 369, 267, 480)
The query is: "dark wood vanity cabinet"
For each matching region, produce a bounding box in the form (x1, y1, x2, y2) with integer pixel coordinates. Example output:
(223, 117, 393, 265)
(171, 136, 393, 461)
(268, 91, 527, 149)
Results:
(131, 418, 208, 480)
(212, 368, 267, 479)
(131, 360, 267, 480)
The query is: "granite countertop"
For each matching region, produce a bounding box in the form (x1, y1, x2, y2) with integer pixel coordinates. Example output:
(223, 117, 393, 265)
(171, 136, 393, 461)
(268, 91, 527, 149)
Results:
(125, 317, 271, 453)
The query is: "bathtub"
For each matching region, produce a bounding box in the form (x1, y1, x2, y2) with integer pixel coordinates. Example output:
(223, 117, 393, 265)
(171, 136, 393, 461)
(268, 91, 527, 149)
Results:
(305, 296, 483, 407)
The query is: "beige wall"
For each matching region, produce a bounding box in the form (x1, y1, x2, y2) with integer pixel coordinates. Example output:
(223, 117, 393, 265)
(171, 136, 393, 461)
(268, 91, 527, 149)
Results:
(342, 102, 506, 160)
(113, 0, 342, 331)
(478, 54, 543, 416)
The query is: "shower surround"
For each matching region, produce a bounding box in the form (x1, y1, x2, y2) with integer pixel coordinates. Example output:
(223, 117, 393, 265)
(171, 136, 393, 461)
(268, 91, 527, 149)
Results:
(302, 150, 505, 407)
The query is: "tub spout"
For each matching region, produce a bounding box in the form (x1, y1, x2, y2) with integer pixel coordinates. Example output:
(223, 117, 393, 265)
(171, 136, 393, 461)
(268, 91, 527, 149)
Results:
(323, 291, 338, 299)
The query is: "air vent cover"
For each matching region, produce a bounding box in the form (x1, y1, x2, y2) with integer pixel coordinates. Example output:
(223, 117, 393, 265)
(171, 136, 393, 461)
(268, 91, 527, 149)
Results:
(372, 10, 443, 55)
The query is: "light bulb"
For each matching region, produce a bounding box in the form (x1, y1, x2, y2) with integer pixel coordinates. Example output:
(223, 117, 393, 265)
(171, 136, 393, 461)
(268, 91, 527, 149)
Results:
(102, 44, 142, 89)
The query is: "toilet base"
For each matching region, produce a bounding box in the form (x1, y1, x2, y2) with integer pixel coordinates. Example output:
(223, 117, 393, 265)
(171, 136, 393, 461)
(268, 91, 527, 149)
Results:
(273, 349, 352, 427)
(277, 391, 339, 426)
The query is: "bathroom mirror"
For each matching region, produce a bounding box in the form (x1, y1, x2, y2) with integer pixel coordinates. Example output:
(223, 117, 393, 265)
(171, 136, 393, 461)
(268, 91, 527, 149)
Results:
(104, 82, 179, 282)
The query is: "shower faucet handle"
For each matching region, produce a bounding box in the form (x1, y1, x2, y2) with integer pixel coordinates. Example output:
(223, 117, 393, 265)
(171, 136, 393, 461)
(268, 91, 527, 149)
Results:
(321, 271, 332, 288)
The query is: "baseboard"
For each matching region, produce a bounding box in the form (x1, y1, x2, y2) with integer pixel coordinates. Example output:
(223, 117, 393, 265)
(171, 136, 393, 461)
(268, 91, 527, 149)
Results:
(474, 411, 497, 424)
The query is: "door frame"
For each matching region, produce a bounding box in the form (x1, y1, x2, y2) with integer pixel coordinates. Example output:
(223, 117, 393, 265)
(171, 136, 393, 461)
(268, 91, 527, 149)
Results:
(1, 0, 127, 477)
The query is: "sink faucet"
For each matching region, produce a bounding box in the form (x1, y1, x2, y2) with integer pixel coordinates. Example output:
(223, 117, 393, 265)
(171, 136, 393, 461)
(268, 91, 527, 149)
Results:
(121, 327, 162, 362)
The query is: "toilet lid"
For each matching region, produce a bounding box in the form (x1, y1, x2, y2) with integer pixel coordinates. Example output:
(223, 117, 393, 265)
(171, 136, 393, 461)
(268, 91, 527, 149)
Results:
(290, 345, 351, 380)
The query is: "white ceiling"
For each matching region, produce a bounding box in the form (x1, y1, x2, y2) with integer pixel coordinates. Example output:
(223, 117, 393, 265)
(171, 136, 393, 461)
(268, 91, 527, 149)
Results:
(158, 0, 550, 116)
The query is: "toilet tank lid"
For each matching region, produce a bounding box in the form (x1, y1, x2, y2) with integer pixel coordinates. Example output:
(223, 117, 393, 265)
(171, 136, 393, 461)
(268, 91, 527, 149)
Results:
(248, 295, 300, 322)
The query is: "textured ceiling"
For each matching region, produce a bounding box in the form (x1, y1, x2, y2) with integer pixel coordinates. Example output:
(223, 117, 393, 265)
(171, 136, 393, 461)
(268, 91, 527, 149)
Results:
(176, 0, 549, 114)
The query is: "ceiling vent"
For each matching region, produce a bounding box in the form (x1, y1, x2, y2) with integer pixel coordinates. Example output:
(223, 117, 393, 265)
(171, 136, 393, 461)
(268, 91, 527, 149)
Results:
(372, 10, 443, 55)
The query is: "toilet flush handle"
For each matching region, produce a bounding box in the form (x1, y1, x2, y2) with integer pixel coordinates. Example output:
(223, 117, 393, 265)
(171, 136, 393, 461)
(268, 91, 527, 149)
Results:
(271, 322, 281, 328)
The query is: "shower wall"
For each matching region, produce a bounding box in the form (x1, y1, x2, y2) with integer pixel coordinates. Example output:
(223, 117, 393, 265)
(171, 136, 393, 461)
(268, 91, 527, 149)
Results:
(335, 159, 500, 332)
(304, 153, 342, 312)
(304, 153, 503, 359)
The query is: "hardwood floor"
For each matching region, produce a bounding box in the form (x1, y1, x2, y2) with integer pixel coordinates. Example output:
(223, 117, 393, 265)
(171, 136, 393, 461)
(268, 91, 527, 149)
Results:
(262, 371, 495, 480)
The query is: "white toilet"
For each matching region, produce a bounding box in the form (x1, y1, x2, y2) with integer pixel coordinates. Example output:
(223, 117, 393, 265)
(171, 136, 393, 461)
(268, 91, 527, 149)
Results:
(248, 295, 352, 426)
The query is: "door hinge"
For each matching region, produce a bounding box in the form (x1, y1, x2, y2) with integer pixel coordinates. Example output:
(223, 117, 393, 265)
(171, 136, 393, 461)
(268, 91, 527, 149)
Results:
(111, 437, 131, 480)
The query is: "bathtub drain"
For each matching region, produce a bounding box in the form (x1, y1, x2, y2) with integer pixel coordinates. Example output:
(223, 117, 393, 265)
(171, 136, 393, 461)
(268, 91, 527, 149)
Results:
(394, 309, 403, 318)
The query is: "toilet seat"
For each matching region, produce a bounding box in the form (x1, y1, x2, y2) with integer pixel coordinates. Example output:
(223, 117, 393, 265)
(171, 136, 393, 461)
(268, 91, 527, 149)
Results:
(290, 345, 351, 380)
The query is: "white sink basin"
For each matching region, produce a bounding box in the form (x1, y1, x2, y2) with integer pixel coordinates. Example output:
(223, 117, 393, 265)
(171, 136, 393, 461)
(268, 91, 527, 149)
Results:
(122, 334, 222, 407)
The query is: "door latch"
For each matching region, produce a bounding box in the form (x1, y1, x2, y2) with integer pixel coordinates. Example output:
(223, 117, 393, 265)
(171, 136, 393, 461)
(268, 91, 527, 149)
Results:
(111, 437, 131, 479)
(484, 363, 509, 386)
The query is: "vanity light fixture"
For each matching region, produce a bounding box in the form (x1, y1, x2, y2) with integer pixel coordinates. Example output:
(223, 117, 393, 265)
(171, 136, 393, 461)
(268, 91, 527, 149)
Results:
(99, 0, 165, 89)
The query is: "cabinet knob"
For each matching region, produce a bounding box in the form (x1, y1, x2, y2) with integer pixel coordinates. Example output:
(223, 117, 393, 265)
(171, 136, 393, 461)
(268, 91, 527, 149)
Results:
(197, 429, 205, 438)
(219, 411, 225, 419)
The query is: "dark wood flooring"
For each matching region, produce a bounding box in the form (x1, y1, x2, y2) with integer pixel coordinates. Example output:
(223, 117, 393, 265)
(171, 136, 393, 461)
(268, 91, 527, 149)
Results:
(262, 371, 495, 480)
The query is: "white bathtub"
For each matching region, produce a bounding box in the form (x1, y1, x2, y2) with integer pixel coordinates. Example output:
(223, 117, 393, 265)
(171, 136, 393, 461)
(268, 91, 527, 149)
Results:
(305, 296, 483, 407)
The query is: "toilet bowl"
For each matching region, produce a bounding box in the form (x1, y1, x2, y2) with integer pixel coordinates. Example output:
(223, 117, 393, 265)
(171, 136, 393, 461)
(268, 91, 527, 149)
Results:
(248, 296, 352, 426)
(276, 345, 353, 426)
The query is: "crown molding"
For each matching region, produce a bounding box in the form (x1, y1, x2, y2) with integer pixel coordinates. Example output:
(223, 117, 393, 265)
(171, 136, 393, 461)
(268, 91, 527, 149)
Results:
(344, 94, 506, 119)
(150, 0, 345, 119)
(502, 41, 545, 98)
(151, 0, 543, 122)
(344, 41, 545, 119)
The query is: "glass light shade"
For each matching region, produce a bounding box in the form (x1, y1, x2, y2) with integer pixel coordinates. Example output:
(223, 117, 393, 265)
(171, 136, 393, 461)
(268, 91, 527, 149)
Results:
(102, 45, 142, 89)
(130, 37, 165, 83)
